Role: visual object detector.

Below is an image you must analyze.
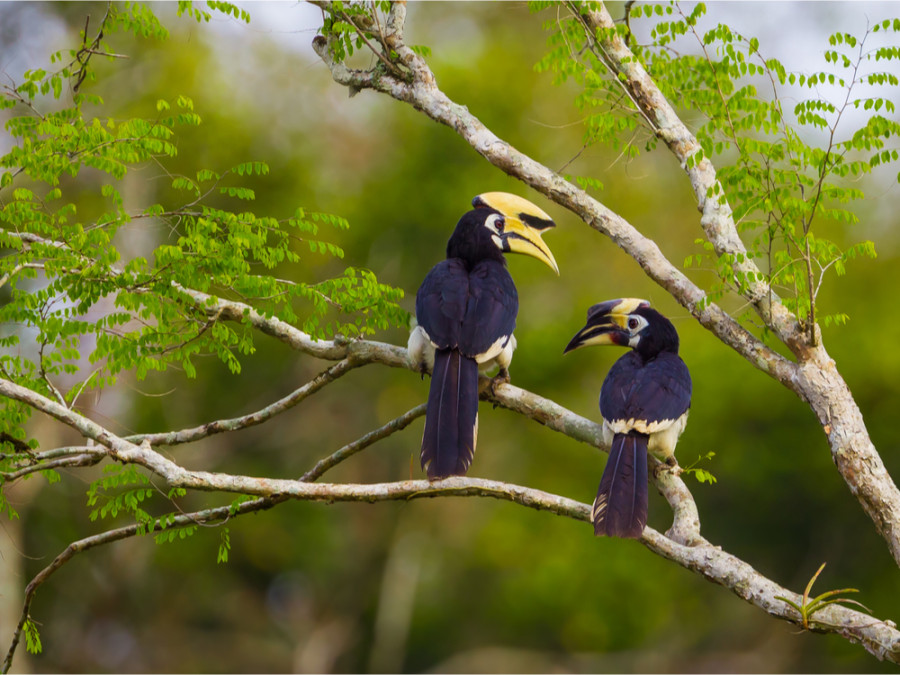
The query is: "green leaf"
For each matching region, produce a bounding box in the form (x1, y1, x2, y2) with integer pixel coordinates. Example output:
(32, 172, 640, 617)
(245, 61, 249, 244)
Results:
(24, 617, 42, 655)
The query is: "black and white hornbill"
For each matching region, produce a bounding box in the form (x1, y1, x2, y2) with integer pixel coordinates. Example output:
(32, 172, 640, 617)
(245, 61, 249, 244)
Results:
(564, 299, 692, 538)
(408, 192, 558, 479)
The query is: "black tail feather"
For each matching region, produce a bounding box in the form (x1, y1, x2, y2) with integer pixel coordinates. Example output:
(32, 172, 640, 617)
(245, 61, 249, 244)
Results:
(420, 349, 479, 478)
(592, 433, 648, 538)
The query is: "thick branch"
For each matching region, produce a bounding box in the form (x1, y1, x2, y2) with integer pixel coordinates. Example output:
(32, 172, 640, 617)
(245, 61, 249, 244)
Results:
(310, 5, 797, 392)
(572, 3, 804, 349)
(8, 467, 900, 667)
(642, 530, 900, 662)
(3, 336, 898, 662)
(309, 0, 900, 567)
(574, 1, 900, 567)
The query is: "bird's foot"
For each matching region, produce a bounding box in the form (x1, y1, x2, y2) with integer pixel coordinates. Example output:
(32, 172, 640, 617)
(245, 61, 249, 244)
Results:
(489, 368, 510, 404)
(665, 456, 683, 477)
(411, 361, 428, 380)
(652, 456, 682, 479)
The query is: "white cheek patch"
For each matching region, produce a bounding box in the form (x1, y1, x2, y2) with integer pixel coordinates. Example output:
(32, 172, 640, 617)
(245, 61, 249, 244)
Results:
(626, 315, 649, 346)
(491, 234, 502, 249)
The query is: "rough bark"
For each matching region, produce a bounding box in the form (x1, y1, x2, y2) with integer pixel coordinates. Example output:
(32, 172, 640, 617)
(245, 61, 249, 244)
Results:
(3, 293, 898, 665)
(3, 2, 899, 669)
(308, 0, 900, 565)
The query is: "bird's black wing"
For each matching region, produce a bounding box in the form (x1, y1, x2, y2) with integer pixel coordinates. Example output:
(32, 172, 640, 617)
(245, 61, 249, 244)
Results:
(600, 351, 692, 427)
(415, 258, 470, 349)
(459, 259, 518, 359)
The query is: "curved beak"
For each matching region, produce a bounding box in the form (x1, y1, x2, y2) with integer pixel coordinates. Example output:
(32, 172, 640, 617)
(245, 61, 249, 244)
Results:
(473, 191, 559, 275)
(563, 318, 626, 353)
(563, 298, 649, 353)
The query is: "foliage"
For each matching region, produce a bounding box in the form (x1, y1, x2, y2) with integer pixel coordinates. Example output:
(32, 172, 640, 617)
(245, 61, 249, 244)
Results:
(679, 451, 717, 484)
(0, 1, 407, 472)
(22, 618, 41, 656)
(533, 1, 897, 343)
(2, 2, 900, 672)
(317, 1, 430, 74)
(776, 562, 871, 630)
(217, 526, 231, 563)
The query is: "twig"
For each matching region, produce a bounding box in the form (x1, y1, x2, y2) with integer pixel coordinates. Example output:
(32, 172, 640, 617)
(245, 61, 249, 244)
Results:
(123, 358, 359, 447)
(301, 403, 427, 481)
(0, 453, 102, 482)
(310, 0, 900, 569)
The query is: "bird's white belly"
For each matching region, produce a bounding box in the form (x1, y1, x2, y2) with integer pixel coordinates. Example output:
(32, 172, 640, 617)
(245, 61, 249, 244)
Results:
(477, 334, 516, 372)
(407, 324, 516, 375)
(407, 324, 435, 372)
(602, 411, 689, 463)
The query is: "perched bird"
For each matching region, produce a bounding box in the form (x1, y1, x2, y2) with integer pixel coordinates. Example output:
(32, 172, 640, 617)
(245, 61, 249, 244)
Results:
(408, 192, 559, 479)
(564, 299, 691, 538)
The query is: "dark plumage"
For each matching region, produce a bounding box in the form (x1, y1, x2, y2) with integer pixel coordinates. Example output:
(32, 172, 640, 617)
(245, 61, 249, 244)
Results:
(416, 240, 518, 478)
(565, 299, 692, 538)
(408, 193, 558, 479)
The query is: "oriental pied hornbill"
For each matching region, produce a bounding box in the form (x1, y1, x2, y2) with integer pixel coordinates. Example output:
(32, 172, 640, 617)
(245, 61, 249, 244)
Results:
(408, 192, 558, 479)
(564, 299, 691, 538)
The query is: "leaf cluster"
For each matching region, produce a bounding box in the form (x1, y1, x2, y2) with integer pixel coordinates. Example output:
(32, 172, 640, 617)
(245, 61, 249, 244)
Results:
(533, 2, 898, 344)
(0, 2, 407, 482)
(534, 1, 656, 173)
(317, 1, 428, 79)
(776, 562, 871, 631)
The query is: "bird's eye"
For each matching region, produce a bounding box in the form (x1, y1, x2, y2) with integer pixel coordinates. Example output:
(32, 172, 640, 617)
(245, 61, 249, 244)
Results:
(494, 216, 505, 233)
(628, 317, 640, 330)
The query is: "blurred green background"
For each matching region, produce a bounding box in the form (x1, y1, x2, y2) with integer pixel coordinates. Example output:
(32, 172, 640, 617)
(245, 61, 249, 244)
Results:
(2, 1, 899, 672)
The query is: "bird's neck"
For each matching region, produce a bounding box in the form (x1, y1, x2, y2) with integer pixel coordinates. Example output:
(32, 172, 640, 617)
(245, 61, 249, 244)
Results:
(635, 339, 679, 362)
(446, 240, 505, 270)
(635, 313, 680, 361)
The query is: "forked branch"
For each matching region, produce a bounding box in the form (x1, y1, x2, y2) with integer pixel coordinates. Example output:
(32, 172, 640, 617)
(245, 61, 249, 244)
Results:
(2, 309, 899, 665)
(309, 0, 900, 567)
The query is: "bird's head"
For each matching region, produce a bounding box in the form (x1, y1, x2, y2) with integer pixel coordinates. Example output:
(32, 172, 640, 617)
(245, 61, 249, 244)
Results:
(445, 191, 559, 273)
(563, 298, 679, 359)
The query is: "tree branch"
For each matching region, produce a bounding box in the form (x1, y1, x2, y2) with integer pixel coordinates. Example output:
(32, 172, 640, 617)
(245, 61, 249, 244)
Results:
(309, 0, 900, 567)
(301, 403, 427, 482)
(2, 321, 898, 664)
(123, 358, 360, 448)
(309, 3, 797, 389)
(572, 1, 900, 567)
(6, 462, 899, 668)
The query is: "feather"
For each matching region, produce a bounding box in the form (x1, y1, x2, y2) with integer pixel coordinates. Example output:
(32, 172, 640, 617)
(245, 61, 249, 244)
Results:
(420, 349, 479, 478)
(592, 433, 648, 538)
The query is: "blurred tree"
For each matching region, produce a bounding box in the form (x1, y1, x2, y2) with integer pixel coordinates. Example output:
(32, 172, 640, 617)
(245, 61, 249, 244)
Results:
(1, 1, 900, 673)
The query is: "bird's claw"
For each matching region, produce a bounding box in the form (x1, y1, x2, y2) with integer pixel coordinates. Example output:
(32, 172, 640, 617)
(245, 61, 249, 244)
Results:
(665, 456, 683, 477)
(652, 456, 682, 479)
(489, 368, 510, 399)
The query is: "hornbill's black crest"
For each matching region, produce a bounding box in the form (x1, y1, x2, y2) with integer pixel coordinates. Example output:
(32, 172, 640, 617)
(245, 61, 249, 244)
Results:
(564, 298, 692, 538)
(408, 192, 558, 479)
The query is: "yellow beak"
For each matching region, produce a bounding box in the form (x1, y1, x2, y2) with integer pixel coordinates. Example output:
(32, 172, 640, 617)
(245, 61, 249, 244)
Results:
(473, 191, 559, 275)
(563, 298, 650, 353)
